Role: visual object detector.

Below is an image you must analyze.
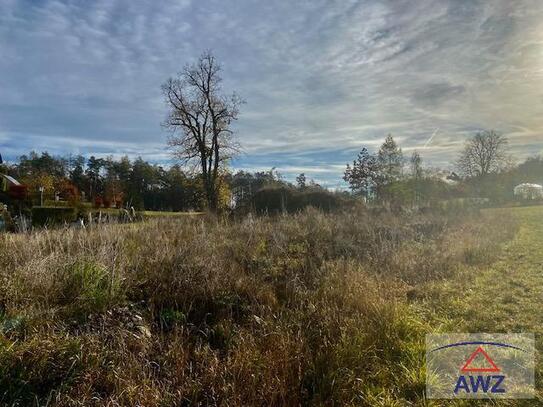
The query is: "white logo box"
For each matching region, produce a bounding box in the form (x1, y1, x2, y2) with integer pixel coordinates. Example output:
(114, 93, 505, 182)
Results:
(426, 333, 535, 399)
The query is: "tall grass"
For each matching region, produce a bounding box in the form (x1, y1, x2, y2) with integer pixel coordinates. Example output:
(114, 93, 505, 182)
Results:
(0, 207, 516, 405)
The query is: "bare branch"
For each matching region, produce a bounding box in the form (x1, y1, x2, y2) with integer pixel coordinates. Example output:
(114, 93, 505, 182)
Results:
(162, 51, 242, 211)
(456, 130, 510, 177)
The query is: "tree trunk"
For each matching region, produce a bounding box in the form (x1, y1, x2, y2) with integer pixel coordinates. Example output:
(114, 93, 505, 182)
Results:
(204, 176, 218, 212)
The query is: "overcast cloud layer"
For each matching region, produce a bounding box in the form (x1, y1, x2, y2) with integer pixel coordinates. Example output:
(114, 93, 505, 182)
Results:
(1, 0, 543, 187)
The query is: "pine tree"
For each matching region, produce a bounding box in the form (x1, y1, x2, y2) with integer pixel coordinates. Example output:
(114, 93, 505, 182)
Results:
(343, 148, 379, 199)
(377, 134, 403, 184)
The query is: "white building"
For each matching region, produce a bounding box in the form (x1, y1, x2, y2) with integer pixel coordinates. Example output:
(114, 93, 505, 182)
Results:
(513, 183, 543, 200)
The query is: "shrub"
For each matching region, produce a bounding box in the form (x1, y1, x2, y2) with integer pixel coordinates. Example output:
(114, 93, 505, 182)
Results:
(75, 203, 90, 220)
(252, 187, 347, 214)
(252, 186, 295, 214)
(298, 190, 345, 211)
(93, 196, 103, 209)
(56, 179, 80, 205)
(7, 184, 28, 200)
(31, 206, 77, 227)
(43, 199, 71, 207)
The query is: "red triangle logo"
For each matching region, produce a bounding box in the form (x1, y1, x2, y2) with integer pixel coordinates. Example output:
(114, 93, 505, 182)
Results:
(461, 346, 500, 373)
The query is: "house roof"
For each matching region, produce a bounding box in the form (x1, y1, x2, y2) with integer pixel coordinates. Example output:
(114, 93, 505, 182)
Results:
(0, 174, 21, 186)
(514, 183, 543, 189)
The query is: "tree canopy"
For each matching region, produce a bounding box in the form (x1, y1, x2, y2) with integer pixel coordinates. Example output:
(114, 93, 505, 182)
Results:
(163, 51, 243, 211)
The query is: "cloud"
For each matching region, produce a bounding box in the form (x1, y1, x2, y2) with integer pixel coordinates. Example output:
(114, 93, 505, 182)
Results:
(0, 0, 542, 186)
(410, 83, 466, 109)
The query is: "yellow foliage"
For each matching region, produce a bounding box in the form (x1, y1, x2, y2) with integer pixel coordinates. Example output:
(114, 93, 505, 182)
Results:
(22, 173, 57, 193)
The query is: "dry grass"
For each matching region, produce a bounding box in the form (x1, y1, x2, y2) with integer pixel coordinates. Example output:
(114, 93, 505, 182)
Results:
(0, 207, 516, 406)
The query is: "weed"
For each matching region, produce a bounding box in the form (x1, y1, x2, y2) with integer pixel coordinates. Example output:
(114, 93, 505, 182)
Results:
(0, 207, 517, 405)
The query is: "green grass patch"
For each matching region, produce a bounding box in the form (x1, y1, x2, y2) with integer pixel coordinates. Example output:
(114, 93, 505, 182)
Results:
(58, 261, 123, 321)
(416, 205, 543, 404)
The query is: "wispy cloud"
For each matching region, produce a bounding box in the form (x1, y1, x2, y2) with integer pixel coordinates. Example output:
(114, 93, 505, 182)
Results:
(0, 0, 542, 186)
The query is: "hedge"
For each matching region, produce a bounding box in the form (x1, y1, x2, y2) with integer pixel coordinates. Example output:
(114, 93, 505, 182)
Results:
(252, 187, 346, 214)
(31, 206, 77, 227)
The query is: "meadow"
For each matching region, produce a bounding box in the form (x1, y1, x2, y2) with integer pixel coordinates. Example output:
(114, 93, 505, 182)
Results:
(0, 205, 536, 406)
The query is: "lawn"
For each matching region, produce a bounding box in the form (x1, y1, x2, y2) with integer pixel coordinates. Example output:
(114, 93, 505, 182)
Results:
(418, 205, 543, 405)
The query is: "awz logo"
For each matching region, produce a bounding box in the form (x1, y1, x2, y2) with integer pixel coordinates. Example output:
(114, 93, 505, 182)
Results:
(429, 340, 528, 397)
(426, 334, 535, 399)
(454, 346, 505, 394)
(454, 374, 505, 394)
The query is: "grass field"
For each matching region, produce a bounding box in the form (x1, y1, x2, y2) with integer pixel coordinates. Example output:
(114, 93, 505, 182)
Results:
(142, 210, 204, 217)
(418, 205, 543, 405)
(0, 205, 540, 405)
(421, 206, 543, 332)
(87, 207, 204, 218)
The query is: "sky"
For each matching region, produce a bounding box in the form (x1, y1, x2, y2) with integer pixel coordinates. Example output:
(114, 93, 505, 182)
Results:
(1, 0, 543, 188)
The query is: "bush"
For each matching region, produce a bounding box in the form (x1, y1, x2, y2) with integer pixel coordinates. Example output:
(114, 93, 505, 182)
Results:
(75, 203, 90, 220)
(43, 200, 71, 207)
(251, 186, 294, 214)
(7, 185, 28, 200)
(252, 187, 347, 214)
(298, 190, 345, 211)
(93, 196, 103, 209)
(31, 206, 77, 227)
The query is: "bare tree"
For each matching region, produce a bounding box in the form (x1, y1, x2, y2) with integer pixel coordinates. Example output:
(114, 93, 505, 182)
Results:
(456, 130, 510, 178)
(162, 51, 242, 211)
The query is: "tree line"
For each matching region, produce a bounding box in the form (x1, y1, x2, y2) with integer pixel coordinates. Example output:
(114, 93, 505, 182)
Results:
(0, 152, 324, 212)
(343, 130, 543, 206)
(2, 51, 541, 214)
(1, 134, 541, 214)
(1, 153, 205, 211)
(162, 51, 543, 212)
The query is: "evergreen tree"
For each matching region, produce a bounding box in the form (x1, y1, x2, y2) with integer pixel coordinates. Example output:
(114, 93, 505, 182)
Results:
(377, 134, 403, 184)
(343, 148, 379, 199)
(296, 173, 307, 190)
(68, 155, 86, 194)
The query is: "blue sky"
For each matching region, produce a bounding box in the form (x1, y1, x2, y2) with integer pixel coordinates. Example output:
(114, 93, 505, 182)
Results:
(1, 0, 543, 187)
